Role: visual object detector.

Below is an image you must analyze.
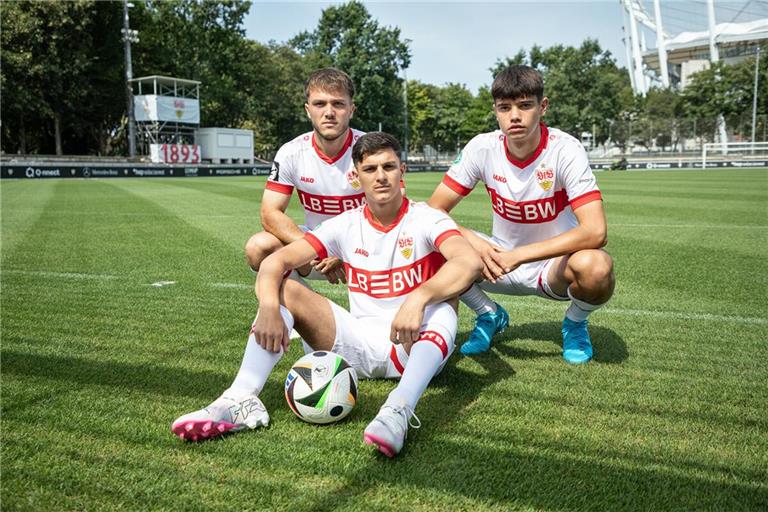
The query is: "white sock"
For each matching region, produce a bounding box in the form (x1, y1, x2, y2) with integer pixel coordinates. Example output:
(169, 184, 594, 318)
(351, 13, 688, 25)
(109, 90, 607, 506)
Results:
(226, 306, 294, 396)
(460, 284, 497, 315)
(565, 287, 605, 322)
(387, 337, 449, 411)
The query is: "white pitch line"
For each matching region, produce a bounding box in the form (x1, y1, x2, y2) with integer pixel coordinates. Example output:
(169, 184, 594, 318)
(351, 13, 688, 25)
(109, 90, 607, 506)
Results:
(211, 282, 252, 290)
(4, 270, 764, 326)
(613, 223, 768, 229)
(1, 269, 120, 280)
(516, 301, 767, 326)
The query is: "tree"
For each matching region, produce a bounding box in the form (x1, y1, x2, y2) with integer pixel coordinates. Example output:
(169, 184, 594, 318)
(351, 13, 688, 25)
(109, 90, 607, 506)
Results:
(289, 1, 410, 138)
(681, 48, 768, 141)
(1, 1, 124, 155)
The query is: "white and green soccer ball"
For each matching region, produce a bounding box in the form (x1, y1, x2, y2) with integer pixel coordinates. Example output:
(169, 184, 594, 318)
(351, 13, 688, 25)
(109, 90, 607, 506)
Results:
(284, 351, 358, 424)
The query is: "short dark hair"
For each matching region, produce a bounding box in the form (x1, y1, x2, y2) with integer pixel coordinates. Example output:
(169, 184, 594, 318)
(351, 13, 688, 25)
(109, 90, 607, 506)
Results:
(491, 65, 544, 102)
(305, 68, 355, 100)
(352, 132, 402, 166)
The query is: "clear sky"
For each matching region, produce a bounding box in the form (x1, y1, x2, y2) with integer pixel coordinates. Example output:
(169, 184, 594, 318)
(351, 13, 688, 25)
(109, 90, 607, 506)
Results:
(244, 1, 766, 93)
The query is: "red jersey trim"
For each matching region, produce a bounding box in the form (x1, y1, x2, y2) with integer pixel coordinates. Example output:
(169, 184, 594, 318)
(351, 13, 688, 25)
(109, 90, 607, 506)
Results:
(442, 175, 473, 196)
(312, 130, 353, 165)
(434, 229, 461, 249)
(569, 190, 602, 210)
(504, 123, 549, 168)
(363, 198, 410, 233)
(344, 251, 446, 299)
(485, 186, 569, 224)
(417, 330, 449, 358)
(298, 190, 365, 215)
(389, 346, 405, 375)
(266, 181, 294, 195)
(303, 233, 328, 260)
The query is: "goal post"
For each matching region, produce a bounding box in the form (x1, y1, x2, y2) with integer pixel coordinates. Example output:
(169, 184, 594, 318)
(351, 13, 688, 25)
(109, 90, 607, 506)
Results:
(702, 142, 768, 169)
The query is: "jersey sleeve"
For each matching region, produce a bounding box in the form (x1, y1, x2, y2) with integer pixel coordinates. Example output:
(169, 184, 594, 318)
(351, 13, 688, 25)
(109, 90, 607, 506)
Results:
(424, 207, 461, 251)
(265, 144, 295, 195)
(303, 215, 344, 260)
(442, 136, 483, 196)
(559, 142, 602, 210)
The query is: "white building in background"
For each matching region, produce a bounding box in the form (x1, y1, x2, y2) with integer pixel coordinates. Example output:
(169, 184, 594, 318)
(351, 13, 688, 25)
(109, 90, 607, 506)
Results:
(642, 19, 768, 90)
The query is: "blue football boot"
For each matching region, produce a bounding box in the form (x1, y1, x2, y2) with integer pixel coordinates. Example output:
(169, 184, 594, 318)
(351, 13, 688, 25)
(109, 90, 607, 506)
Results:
(460, 303, 509, 355)
(561, 317, 593, 364)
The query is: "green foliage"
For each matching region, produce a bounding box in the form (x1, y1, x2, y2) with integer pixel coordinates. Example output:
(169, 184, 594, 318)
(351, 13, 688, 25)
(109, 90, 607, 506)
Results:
(682, 47, 768, 140)
(1, 0, 124, 155)
(289, 1, 410, 138)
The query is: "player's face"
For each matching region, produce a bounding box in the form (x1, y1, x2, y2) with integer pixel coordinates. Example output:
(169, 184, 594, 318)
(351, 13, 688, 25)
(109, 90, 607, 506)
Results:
(356, 149, 404, 205)
(305, 87, 355, 142)
(493, 96, 548, 142)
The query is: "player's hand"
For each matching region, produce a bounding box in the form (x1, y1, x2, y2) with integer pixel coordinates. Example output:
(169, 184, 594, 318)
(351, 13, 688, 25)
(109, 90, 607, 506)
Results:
(390, 295, 425, 344)
(471, 239, 507, 282)
(496, 249, 522, 276)
(251, 307, 288, 353)
(313, 256, 346, 285)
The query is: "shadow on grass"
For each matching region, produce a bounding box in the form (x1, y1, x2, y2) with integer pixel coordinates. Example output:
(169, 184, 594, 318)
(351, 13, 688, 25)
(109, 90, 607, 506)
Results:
(492, 321, 628, 364)
(1, 350, 230, 408)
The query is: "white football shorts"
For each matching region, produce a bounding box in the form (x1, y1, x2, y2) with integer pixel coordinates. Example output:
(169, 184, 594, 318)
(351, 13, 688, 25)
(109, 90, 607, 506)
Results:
(323, 301, 457, 380)
(472, 230, 569, 301)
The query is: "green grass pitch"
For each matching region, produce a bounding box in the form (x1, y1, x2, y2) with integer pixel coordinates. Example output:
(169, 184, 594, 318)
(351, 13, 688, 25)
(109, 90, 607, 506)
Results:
(1, 169, 766, 511)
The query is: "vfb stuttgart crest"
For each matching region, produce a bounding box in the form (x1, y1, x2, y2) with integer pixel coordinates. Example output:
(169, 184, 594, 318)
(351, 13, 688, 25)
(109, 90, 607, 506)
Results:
(398, 233, 414, 259)
(536, 163, 554, 191)
(346, 170, 361, 190)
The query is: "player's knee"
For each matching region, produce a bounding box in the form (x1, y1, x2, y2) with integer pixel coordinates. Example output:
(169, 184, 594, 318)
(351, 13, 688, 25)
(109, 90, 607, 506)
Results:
(571, 250, 614, 290)
(244, 232, 281, 270)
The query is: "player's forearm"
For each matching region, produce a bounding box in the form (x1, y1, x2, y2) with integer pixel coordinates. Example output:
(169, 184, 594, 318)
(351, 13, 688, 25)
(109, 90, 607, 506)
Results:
(413, 256, 482, 305)
(457, 226, 487, 249)
(255, 254, 289, 309)
(261, 209, 305, 246)
(511, 225, 606, 265)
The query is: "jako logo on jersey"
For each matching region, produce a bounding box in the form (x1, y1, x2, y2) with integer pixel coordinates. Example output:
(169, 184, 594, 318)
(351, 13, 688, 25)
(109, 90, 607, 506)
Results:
(398, 233, 414, 259)
(346, 170, 361, 190)
(493, 174, 507, 183)
(486, 187, 569, 224)
(354, 248, 369, 257)
(452, 151, 462, 165)
(298, 190, 365, 215)
(536, 166, 554, 191)
(300, 176, 315, 183)
(345, 252, 445, 298)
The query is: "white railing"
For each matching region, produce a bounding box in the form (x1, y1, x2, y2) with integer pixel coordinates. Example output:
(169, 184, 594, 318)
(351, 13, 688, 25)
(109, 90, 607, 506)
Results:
(702, 142, 768, 169)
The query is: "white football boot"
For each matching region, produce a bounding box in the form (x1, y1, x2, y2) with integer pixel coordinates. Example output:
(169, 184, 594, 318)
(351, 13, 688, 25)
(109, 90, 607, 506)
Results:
(172, 392, 269, 442)
(363, 398, 421, 458)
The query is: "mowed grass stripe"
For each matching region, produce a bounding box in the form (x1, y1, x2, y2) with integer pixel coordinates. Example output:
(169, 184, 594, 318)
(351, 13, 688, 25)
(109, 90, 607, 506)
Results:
(4, 268, 765, 325)
(2, 169, 767, 511)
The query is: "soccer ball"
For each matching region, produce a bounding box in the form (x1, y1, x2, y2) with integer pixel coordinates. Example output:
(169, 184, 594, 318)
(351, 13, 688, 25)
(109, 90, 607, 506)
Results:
(284, 351, 358, 424)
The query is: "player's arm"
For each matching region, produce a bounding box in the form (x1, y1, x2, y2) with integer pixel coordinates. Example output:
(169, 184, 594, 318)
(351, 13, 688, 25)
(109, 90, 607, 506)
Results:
(253, 238, 319, 353)
(260, 189, 305, 246)
(390, 234, 483, 344)
(427, 183, 464, 214)
(494, 200, 607, 277)
(428, 185, 507, 282)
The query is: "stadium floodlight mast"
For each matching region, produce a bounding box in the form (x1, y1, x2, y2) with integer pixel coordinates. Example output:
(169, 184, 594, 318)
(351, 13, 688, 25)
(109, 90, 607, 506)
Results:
(402, 67, 409, 163)
(752, 46, 761, 149)
(122, 0, 139, 158)
(706, 0, 728, 154)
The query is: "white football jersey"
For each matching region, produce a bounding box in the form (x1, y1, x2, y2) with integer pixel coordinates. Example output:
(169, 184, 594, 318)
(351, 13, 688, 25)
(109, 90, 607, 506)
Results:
(266, 129, 366, 229)
(304, 199, 460, 322)
(443, 124, 601, 248)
